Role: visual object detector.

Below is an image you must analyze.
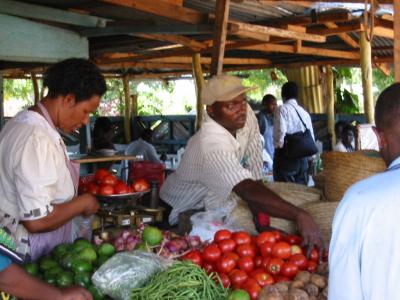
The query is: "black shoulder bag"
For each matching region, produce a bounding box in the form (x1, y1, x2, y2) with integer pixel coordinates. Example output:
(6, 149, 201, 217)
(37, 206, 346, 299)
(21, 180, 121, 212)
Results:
(283, 106, 318, 159)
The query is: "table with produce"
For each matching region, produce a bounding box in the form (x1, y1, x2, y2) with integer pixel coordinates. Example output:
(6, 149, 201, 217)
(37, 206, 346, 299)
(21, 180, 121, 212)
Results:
(21, 169, 329, 300)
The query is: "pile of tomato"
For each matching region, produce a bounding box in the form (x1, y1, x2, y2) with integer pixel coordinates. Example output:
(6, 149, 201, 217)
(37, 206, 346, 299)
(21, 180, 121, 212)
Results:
(78, 169, 149, 196)
(182, 230, 325, 300)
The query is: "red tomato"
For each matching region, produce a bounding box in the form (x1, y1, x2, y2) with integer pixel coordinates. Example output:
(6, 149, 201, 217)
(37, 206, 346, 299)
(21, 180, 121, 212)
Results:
(202, 262, 215, 274)
(250, 268, 265, 277)
(256, 232, 276, 246)
(114, 181, 129, 194)
(275, 275, 290, 283)
(87, 182, 99, 195)
(252, 272, 274, 287)
(237, 256, 254, 273)
(309, 248, 319, 262)
(182, 250, 203, 267)
(132, 178, 149, 192)
(266, 258, 284, 275)
(232, 231, 251, 246)
(229, 269, 248, 289)
(270, 231, 283, 242)
(95, 169, 110, 183)
(236, 244, 255, 258)
(307, 260, 318, 273)
(216, 254, 236, 274)
(78, 182, 88, 194)
(218, 239, 236, 253)
(289, 254, 308, 270)
(290, 245, 303, 255)
(280, 262, 299, 278)
(225, 252, 240, 263)
(242, 279, 261, 300)
(99, 184, 114, 196)
(216, 272, 230, 288)
(285, 234, 302, 245)
(253, 256, 262, 268)
(102, 174, 118, 186)
(271, 242, 292, 259)
(202, 244, 222, 263)
(322, 249, 329, 262)
(259, 241, 274, 258)
(261, 257, 271, 270)
(214, 229, 232, 242)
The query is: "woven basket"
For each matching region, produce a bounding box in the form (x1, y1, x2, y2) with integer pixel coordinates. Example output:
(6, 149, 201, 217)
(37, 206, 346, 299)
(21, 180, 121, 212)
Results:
(313, 172, 326, 192)
(266, 182, 323, 234)
(322, 151, 385, 202)
(300, 201, 339, 245)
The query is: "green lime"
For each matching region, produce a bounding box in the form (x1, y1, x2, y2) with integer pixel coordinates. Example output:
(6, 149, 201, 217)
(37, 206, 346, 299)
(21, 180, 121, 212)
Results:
(52, 243, 70, 261)
(23, 262, 39, 276)
(44, 266, 63, 280)
(142, 226, 163, 246)
(45, 276, 57, 285)
(39, 258, 59, 272)
(72, 239, 93, 253)
(227, 289, 250, 300)
(95, 255, 109, 267)
(74, 271, 92, 288)
(60, 253, 76, 270)
(78, 247, 97, 262)
(97, 243, 115, 257)
(72, 259, 93, 274)
(88, 285, 104, 300)
(56, 271, 74, 287)
(135, 242, 150, 252)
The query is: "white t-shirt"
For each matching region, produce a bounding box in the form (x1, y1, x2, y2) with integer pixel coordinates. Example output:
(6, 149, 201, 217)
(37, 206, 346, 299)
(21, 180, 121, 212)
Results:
(160, 104, 263, 225)
(0, 110, 74, 258)
(329, 156, 400, 300)
(125, 138, 161, 163)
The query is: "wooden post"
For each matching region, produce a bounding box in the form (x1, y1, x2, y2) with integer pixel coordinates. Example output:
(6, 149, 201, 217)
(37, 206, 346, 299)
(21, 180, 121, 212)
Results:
(122, 75, 132, 143)
(31, 72, 40, 104)
(326, 65, 336, 145)
(131, 93, 138, 117)
(192, 53, 205, 130)
(0, 74, 4, 131)
(210, 0, 230, 76)
(360, 31, 374, 124)
(394, 0, 400, 82)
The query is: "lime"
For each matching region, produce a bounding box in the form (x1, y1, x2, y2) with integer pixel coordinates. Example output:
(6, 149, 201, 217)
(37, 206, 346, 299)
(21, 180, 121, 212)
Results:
(56, 271, 74, 287)
(72, 239, 92, 253)
(135, 242, 150, 252)
(39, 258, 59, 272)
(74, 271, 92, 288)
(52, 243, 70, 261)
(60, 253, 76, 270)
(45, 276, 57, 285)
(72, 259, 93, 274)
(23, 262, 39, 276)
(227, 289, 250, 300)
(142, 226, 163, 246)
(97, 243, 115, 257)
(44, 266, 63, 280)
(88, 285, 104, 300)
(95, 255, 109, 267)
(78, 247, 97, 262)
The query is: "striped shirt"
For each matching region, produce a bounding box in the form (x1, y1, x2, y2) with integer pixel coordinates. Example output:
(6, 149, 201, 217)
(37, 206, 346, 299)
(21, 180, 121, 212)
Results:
(160, 104, 263, 225)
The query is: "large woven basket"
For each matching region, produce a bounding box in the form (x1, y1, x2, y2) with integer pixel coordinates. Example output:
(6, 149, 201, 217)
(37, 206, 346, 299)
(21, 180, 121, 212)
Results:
(266, 182, 323, 234)
(322, 151, 385, 202)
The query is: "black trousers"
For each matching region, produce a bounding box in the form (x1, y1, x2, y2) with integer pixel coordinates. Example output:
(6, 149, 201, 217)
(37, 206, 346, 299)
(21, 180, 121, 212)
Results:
(273, 148, 308, 185)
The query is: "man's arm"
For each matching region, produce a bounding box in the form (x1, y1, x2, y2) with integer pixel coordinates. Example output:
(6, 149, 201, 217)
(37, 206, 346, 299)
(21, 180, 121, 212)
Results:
(273, 106, 286, 149)
(233, 179, 324, 251)
(0, 263, 92, 300)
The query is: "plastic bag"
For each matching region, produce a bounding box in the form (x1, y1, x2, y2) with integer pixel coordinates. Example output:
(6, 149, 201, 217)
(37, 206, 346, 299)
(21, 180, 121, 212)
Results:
(71, 216, 93, 241)
(92, 250, 172, 300)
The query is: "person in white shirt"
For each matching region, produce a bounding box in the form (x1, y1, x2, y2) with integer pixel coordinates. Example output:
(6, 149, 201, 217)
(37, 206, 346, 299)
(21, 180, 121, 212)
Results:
(160, 75, 324, 251)
(329, 82, 400, 300)
(125, 128, 162, 163)
(0, 58, 105, 261)
(333, 123, 355, 152)
(273, 81, 314, 185)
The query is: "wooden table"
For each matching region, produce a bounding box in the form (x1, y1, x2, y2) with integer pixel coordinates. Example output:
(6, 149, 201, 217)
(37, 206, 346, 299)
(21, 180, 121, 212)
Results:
(70, 154, 139, 164)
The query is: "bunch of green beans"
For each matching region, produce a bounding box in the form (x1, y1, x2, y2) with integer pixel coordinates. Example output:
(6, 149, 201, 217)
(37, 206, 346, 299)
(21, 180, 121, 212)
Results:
(131, 261, 229, 300)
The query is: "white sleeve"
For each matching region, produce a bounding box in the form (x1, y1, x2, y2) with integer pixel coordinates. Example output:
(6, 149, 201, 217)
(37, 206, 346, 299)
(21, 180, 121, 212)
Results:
(243, 108, 263, 180)
(14, 132, 59, 220)
(273, 106, 287, 149)
(148, 144, 162, 163)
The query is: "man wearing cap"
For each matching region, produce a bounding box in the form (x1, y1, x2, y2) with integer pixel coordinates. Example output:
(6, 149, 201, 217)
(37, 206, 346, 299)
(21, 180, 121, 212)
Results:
(160, 75, 324, 249)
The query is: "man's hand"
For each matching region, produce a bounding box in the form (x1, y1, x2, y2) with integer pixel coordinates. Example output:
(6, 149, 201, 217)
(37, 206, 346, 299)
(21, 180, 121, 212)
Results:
(77, 194, 100, 217)
(296, 210, 325, 257)
(59, 287, 93, 300)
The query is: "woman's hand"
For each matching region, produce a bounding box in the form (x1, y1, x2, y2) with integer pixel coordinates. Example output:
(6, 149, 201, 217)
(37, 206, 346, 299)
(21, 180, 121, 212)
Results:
(77, 193, 99, 217)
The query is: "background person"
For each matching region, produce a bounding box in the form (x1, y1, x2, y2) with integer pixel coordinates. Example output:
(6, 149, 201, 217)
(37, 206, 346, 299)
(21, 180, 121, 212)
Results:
(273, 81, 315, 185)
(92, 116, 116, 151)
(0, 58, 106, 261)
(329, 83, 400, 299)
(160, 75, 324, 251)
(333, 123, 356, 152)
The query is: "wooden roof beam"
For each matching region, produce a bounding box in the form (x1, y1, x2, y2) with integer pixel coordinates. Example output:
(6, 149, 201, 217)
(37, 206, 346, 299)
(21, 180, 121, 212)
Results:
(259, 11, 353, 26)
(98, 61, 193, 70)
(99, 0, 207, 24)
(257, 0, 392, 4)
(228, 21, 326, 43)
(322, 22, 359, 48)
(307, 22, 362, 36)
(134, 34, 207, 51)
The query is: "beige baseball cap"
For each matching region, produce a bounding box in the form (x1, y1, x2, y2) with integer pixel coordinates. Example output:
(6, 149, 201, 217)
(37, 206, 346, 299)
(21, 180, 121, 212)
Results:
(201, 74, 255, 105)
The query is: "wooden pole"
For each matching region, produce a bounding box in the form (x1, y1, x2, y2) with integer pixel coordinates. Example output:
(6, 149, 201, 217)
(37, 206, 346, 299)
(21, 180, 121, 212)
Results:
(31, 72, 40, 104)
(326, 65, 336, 145)
(360, 31, 374, 124)
(131, 93, 138, 117)
(394, 0, 400, 82)
(192, 53, 205, 130)
(122, 75, 132, 143)
(210, 0, 230, 76)
(0, 74, 4, 131)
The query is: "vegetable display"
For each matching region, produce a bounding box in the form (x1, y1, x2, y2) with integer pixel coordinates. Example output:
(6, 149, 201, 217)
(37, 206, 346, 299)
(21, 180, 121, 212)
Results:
(130, 260, 229, 300)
